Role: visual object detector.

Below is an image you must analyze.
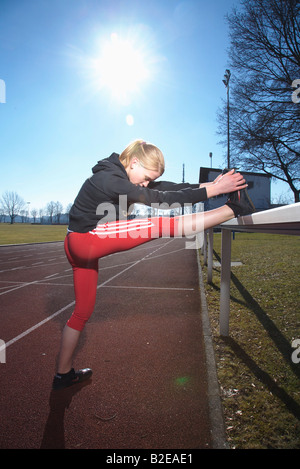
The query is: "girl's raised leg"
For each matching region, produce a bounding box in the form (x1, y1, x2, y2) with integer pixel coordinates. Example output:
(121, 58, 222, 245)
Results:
(176, 205, 234, 237)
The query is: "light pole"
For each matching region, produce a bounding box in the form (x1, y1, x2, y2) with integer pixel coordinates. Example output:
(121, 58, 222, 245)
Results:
(222, 69, 231, 169)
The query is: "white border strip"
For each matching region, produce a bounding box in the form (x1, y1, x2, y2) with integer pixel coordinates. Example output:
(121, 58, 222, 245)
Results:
(196, 234, 228, 449)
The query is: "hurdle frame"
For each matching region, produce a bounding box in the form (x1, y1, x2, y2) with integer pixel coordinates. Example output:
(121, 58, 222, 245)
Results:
(201, 203, 300, 336)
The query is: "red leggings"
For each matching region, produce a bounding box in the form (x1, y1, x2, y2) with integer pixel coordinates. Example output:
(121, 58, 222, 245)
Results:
(64, 217, 178, 331)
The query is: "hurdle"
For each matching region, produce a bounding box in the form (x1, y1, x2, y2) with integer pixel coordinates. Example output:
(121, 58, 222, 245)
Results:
(202, 202, 300, 336)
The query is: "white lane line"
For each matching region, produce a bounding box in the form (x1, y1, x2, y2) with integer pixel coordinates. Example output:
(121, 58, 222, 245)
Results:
(28, 281, 193, 291)
(0, 279, 44, 296)
(2, 239, 175, 351)
(99, 260, 139, 271)
(25, 282, 74, 287)
(0, 303, 75, 353)
(0, 280, 28, 285)
(0, 261, 68, 280)
(101, 285, 194, 291)
(144, 247, 186, 260)
(0, 280, 30, 290)
(0, 271, 67, 293)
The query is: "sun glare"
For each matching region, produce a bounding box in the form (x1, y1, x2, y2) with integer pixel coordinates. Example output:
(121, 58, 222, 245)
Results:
(94, 33, 150, 103)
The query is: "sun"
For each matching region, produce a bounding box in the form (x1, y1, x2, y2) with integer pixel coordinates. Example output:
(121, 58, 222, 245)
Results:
(94, 33, 150, 103)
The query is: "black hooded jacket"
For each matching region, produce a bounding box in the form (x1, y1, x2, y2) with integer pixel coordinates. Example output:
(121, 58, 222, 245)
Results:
(68, 153, 208, 232)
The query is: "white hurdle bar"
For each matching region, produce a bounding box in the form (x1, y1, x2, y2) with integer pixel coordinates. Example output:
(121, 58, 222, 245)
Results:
(204, 202, 300, 336)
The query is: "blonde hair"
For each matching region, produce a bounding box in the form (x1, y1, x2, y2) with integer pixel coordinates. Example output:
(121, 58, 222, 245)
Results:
(119, 139, 165, 176)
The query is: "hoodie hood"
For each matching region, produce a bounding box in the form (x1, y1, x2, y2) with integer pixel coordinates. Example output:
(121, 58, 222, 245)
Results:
(92, 152, 123, 174)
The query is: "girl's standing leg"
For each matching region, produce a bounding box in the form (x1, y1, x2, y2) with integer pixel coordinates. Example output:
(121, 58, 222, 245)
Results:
(56, 236, 99, 374)
(57, 326, 81, 374)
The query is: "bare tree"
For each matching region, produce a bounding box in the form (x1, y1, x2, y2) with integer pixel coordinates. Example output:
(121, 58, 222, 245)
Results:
(20, 210, 26, 223)
(39, 208, 44, 224)
(65, 203, 72, 214)
(218, 0, 300, 202)
(46, 201, 56, 224)
(0, 208, 5, 223)
(54, 201, 63, 224)
(0, 191, 26, 224)
(31, 208, 38, 224)
(65, 203, 72, 223)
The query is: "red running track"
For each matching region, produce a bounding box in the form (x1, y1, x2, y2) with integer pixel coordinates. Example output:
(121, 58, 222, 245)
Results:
(0, 237, 216, 450)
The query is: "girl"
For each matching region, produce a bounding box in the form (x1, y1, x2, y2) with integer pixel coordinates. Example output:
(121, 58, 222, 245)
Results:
(52, 139, 254, 390)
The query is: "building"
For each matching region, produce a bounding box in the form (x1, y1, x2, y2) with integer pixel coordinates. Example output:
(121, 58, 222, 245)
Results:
(199, 167, 271, 212)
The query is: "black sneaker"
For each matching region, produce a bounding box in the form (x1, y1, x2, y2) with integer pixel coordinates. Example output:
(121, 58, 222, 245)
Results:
(226, 188, 256, 217)
(52, 368, 93, 391)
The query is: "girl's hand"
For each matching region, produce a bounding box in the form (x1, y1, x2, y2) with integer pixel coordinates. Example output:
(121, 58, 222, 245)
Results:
(205, 169, 248, 198)
(199, 169, 235, 188)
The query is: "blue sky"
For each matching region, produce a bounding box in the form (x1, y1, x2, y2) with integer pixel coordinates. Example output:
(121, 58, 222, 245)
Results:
(0, 0, 290, 212)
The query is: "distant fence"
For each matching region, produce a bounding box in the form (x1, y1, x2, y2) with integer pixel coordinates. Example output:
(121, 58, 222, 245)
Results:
(200, 203, 300, 336)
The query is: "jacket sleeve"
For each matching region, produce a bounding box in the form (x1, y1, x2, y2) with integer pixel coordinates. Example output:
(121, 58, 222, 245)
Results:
(102, 172, 207, 207)
(148, 180, 199, 191)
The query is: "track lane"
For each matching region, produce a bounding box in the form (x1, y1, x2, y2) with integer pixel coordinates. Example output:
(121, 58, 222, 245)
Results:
(0, 237, 212, 449)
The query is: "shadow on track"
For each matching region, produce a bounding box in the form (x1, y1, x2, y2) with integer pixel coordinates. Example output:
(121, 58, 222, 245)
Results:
(40, 379, 92, 449)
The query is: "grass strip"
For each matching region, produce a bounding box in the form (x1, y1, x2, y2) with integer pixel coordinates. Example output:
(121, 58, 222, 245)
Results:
(200, 232, 300, 449)
(0, 224, 67, 245)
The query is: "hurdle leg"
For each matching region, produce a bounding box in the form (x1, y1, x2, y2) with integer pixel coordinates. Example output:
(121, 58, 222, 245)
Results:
(219, 229, 232, 336)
